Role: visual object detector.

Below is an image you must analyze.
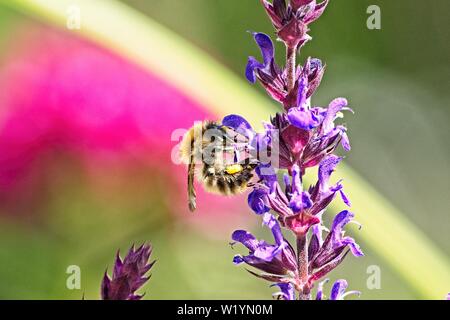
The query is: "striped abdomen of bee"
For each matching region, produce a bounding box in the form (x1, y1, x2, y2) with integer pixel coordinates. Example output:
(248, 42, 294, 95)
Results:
(179, 121, 257, 212)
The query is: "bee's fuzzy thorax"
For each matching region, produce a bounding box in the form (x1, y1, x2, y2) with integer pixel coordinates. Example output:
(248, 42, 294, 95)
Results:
(179, 121, 222, 164)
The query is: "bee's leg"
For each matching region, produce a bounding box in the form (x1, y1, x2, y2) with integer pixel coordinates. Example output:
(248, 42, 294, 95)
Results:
(247, 177, 263, 188)
(187, 161, 197, 212)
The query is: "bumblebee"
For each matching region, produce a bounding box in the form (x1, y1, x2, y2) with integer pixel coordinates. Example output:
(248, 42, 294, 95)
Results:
(179, 121, 258, 212)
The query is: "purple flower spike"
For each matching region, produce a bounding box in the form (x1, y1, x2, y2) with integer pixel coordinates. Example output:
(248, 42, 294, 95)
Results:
(218, 0, 362, 300)
(101, 243, 155, 300)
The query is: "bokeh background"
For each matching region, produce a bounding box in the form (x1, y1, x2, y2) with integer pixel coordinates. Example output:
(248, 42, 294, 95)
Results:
(0, 0, 448, 299)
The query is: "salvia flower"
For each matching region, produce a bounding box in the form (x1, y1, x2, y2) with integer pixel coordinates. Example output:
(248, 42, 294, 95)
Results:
(246, 33, 326, 110)
(231, 214, 297, 279)
(308, 210, 363, 285)
(246, 33, 286, 104)
(101, 243, 155, 300)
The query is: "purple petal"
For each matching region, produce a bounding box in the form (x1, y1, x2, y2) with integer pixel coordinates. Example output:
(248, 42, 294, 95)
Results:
(341, 130, 351, 151)
(287, 107, 321, 130)
(291, 164, 302, 194)
(289, 191, 312, 213)
(341, 237, 364, 257)
(315, 278, 329, 300)
(222, 114, 253, 135)
(308, 232, 320, 260)
(313, 224, 324, 246)
(231, 230, 259, 252)
(283, 173, 291, 193)
(331, 210, 354, 233)
(251, 125, 274, 161)
(309, 58, 323, 72)
(330, 279, 348, 300)
(321, 97, 348, 134)
(233, 255, 245, 265)
(339, 189, 351, 207)
(330, 210, 364, 257)
(245, 56, 263, 83)
(253, 244, 280, 262)
(272, 283, 295, 300)
(255, 164, 278, 192)
(318, 155, 342, 191)
(302, 192, 313, 209)
(248, 188, 270, 215)
(296, 74, 308, 108)
(253, 32, 274, 66)
(263, 213, 284, 246)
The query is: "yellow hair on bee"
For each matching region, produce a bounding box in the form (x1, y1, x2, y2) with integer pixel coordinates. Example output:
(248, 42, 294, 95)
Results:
(225, 164, 243, 175)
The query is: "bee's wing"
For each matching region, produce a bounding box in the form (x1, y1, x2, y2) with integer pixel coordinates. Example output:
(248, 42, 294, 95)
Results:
(223, 126, 261, 165)
(222, 126, 249, 144)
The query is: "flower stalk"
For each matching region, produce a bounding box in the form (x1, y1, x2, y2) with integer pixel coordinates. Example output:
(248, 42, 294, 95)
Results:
(296, 234, 310, 300)
(286, 46, 297, 92)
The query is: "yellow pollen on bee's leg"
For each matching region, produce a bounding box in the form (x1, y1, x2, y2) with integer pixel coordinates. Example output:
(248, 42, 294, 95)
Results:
(225, 164, 243, 175)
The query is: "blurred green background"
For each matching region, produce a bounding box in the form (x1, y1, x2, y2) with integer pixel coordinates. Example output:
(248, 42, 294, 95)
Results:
(0, 0, 448, 299)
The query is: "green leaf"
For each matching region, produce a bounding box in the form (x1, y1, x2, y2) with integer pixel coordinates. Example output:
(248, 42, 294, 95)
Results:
(4, 0, 449, 299)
